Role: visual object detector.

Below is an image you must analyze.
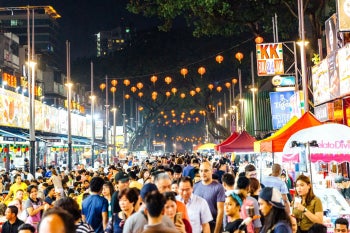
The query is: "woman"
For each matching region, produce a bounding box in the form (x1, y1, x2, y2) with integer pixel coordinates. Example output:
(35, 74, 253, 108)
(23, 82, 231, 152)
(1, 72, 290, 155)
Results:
(137, 169, 150, 184)
(163, 191, 192, 233)
(248, 177, 261, 201)
(55, 197, 94, 233)
(224, 192, 245, 233)
(24, 185, 48, 230)
(102, 181, 115, 220)
(49, 168, 64, 197)
(258, 187, 292, 233)
(105, 187, 139, 233)
(8, 189, 25, 221)
(292, 174, 323, 233)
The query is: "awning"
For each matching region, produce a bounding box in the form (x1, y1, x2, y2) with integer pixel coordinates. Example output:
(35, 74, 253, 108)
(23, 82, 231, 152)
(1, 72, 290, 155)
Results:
(0, 128, 28, 142)
(218, 131, 256, 153)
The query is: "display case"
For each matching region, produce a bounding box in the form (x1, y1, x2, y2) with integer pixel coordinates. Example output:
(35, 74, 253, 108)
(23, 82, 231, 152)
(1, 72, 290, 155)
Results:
(314, 187, 350, 215)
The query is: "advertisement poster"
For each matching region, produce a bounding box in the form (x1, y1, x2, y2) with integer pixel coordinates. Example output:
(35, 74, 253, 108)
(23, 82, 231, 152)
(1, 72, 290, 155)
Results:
(256, 43, 284, 76)
(338, 44, 350, 96)
(269, 91, 294, 130)
(312, 59, 330, 106)
(337, 0, 350, 31)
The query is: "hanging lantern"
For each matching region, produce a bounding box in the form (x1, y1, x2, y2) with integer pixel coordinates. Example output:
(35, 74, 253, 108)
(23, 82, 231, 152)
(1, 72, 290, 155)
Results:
(3, 146, 8, 153)
(123, 79, 130, 86)
(180, 68, 188, 78)
(180, 93, 186, 99)
(208, 84, 214, 91)
(17, 146, 20, 152)
(218, 101, 222, 106)
(111, 79, 118, 87)
(151, 95, 157, 101)
(130, 86, 137, 93)
(235, 52, 244, 63)
(216, 55, 224, 63)
(0, 146, 2, 153)
(99, 83, 106, 91)
(198, 67, 206, 77)
(195, 87, 201, 93)
(164, 76, 172, 85)
(138, 92, 143, 98)
(216, 86, 222, 92)
(124, 94, 130, 100)
(171, 87, 177, 95)
(9, 144, 14, 151)
(138, 106, 144, 111)
(255, 36, 264, 44)
(150, 75, 158, 85)
(225, 82, 231, 88)
(232, 78, 238, 85)
(189, 90, 196, 96)
(136, 82, 143, 90)
(160, 111, 164, 115)
(165, 91, 171, 97)
(151, 91, 158, 96)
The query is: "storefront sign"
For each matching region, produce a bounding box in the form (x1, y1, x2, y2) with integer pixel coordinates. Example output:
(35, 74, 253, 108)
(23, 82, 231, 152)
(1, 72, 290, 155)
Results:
(314, 103, 333, 122)
(337, 0, 350, 31)
(256, 43, 284, 76)
(338, 44, 350, 96)
(272, 75, 295, 86)
(269, 91, 294, 130)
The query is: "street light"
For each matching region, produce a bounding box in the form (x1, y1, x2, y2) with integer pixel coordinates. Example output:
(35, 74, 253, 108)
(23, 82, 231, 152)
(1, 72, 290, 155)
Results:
(66, 40, 72, 171)
(28, 60, 36, 175)
(110, 83, 117, 160)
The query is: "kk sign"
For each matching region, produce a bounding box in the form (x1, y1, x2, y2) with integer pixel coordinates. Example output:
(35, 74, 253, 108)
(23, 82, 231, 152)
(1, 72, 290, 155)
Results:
(256, 43, 284, 76)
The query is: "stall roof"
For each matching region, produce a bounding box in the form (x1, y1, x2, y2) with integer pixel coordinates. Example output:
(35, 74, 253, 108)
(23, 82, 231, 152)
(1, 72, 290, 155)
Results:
(219, 131, 256, 153)
(254, 112, 322, 153)
(214, 132, 239, 152)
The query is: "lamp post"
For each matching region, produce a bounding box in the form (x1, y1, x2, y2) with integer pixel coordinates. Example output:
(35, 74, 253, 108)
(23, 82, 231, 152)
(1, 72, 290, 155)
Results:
(66, 40, 73, 171)
(110, 82, 117, 160)
(235, 52, 244, 132)
(250, 51, 257, 136)
(90, 62, 95, 169)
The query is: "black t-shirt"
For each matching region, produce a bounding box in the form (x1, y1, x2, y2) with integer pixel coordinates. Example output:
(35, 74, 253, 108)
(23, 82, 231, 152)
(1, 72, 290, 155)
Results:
(110, 191, 121, 214)
(225, 219, 245, 233)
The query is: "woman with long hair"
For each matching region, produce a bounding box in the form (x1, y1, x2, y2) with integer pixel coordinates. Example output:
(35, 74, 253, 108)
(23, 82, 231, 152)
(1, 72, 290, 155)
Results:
(224, 192, 245, 233)
(49, 168, 64, 197)
(258, 187, 292, 233)
(292, 174, 323, 233)
(24, 185, 48, 230)
(163, 191, 192, 233)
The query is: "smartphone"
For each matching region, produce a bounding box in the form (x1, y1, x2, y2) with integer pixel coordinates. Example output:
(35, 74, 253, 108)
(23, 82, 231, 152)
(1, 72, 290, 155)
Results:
(294, 196, 301, 207)
(175, 212, 183, 222)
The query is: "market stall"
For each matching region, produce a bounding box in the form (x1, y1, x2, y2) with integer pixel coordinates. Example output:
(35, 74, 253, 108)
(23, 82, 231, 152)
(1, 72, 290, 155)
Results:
(217, 130, 256, 153)
(214, 132, 239, 152)
(283, 123, 350, 216)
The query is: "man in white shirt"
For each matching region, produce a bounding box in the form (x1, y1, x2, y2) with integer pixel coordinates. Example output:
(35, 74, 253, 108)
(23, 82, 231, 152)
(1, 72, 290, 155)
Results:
(177, 176, 212, 233)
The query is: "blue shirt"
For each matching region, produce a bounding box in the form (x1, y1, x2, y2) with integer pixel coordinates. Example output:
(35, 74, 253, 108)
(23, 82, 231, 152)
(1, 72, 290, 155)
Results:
(82, 194, 108, 233)
(262, 176, 289, 194)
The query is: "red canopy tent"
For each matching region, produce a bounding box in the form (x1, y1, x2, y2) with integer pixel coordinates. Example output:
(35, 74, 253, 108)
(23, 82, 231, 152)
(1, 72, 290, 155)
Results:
(218, 131, 256, 153)
(255, 112, 322, 153)
(214, 131, 239, 152)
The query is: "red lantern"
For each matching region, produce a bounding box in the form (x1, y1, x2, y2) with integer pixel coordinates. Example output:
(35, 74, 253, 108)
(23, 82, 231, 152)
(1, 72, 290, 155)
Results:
(99, 83, 106, 91)
(232, 78, 238, 84)
(216, 86, 222, 92)
(180, 93, 186, 99)
(255, 36, 264, 44)
(138, 92, 143, 98)
(124, 94, 130, 100)
(195, 87, 201, 93)
(215, 55, 224, 63)
(235, 52, 244, 63)
(198, 67, 206, 77)
(208, 84, 214, 91)
(165, 91, 171, 97)
(150, 75, 157, 85)
(171, 87, 177, 95)
(164, 76, 172, 85)
(180, 68, 188, 78)
(123, 79, 130, 86)
(189, 90, 196, 96)
(111, 80, 118, 87)
(225, 82, 231, 88)
(130, 86, 137, 93)
(136, 82, 143, 90)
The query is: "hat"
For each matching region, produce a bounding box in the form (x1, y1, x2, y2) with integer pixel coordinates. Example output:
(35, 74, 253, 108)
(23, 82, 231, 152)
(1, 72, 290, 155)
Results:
(259, 187, 285, 209)
(115, 171, 129, 183)
(140, 183, 158, 200)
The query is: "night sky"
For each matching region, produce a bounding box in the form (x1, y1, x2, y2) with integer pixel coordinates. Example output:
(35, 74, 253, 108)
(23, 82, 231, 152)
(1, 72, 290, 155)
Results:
(1, 0, 159, 59)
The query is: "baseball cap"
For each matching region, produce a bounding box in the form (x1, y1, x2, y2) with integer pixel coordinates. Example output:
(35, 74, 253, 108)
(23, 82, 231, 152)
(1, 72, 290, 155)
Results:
(259, 187, 285, 209)
(115, 171, 129, 183)
(140, 183, 158, 200)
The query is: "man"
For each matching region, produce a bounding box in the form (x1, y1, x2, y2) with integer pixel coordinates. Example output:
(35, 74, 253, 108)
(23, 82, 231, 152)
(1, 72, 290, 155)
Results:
(261, 163, 290, 214)
(245, 164, 259, 179)
(182, 158, 198, 180)
(177, 176, 212, 233)
(123, 183, 175, 233)
(18, 224, 36, 233)
(193, 161, 225, 233)
(38, 207, 75, 233)
(2, 206, 24, 233)
(44, 186, 57, 207)
(154, 172, 190, 221)
(4, 174, 27, 204)
(236, 176, 262, 233)
(111, 171, 130, 214)
(142, 191, 178, 233)
(172, 165, 183, 180)
(334, 217, 349, 233)
(82, 176, 108, 233)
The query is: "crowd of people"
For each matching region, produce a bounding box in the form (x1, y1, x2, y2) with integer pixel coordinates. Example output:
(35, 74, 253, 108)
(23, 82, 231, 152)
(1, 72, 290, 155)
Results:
(0, 153, 348, 233)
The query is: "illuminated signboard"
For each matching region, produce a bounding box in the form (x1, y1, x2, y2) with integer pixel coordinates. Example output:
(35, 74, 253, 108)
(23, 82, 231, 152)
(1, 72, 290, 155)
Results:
(256, 43, 284, 76)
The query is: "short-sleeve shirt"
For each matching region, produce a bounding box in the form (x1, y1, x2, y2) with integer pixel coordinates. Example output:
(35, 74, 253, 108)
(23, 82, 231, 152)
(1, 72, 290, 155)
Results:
(176, 194, 213, 233)
(82, 194, 108, 233)
(262, 176, 289, 194)
(240, 196, 262, 233)
(292, 196, 323, 231)
(8, 182, 28, 201)
(193, 181, 225, 220)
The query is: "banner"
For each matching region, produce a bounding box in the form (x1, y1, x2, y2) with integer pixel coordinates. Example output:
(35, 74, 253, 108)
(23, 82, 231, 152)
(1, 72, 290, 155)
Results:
(269, 91, 294, 130)
(337, 0, 350, 31)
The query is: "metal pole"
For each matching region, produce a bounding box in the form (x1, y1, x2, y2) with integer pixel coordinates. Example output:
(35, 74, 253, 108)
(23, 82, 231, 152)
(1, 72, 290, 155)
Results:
(66, 40, 72, 171)
(105, 75, 109, 165)
(251, 51, 257, 136)
(123, 90, 126, 148)
(238, 68, 243, 132)
(112, 91, 116, 160)
(298, 0, 309, 112)
(293, 42, 299, 91)
(91, 62, 95, 168)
